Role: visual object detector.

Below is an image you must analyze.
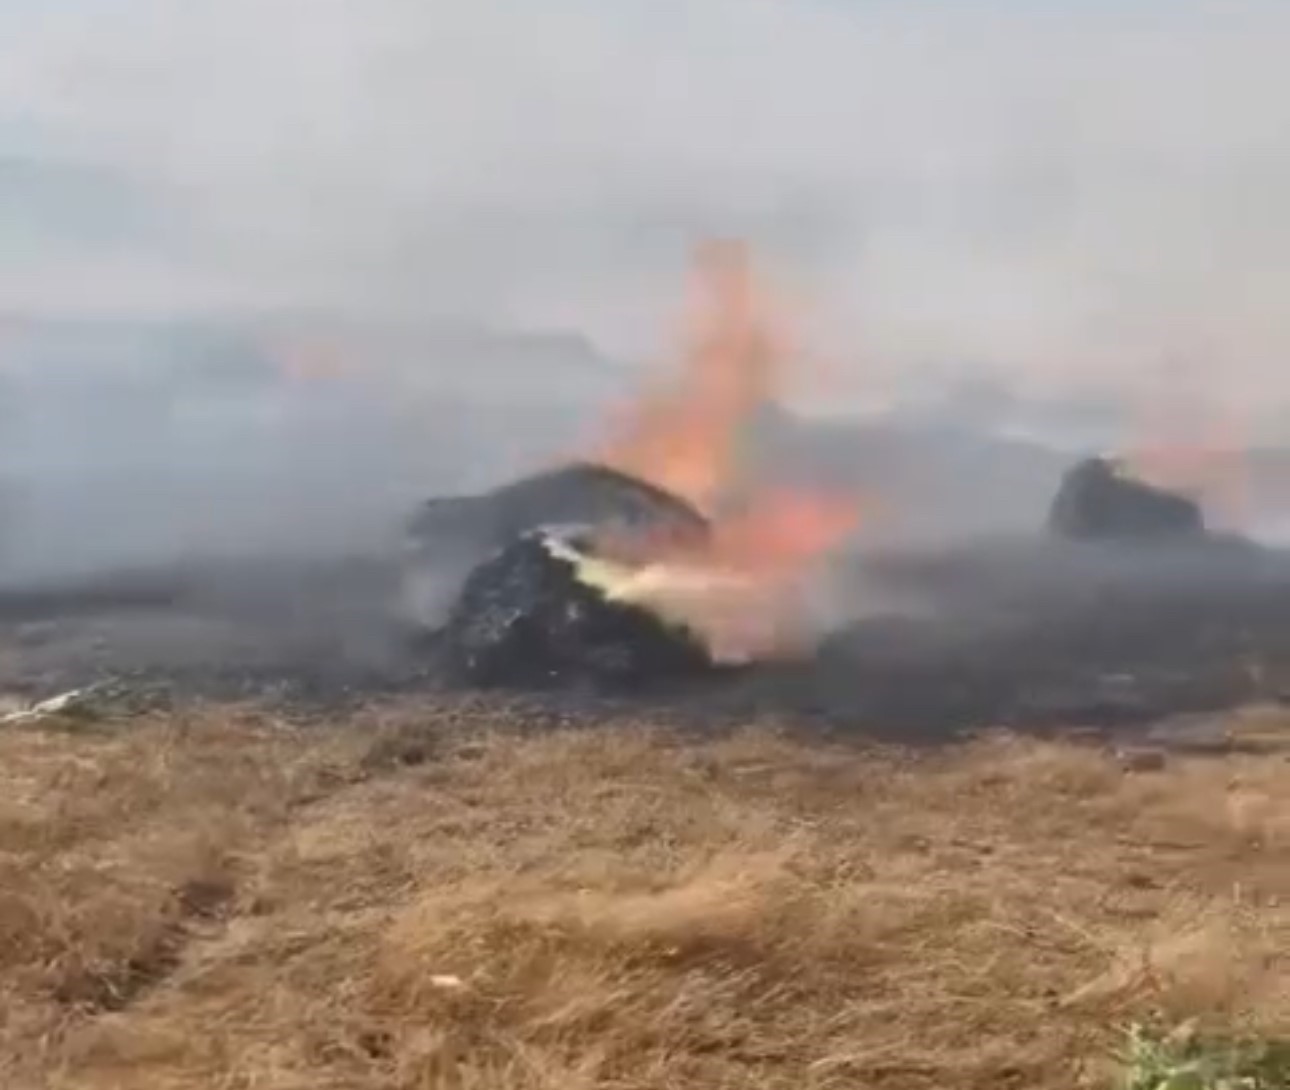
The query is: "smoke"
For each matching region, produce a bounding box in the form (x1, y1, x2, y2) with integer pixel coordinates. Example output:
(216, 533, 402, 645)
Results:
(4, 1, 1290, 584)
(1, 2, 1288, 396)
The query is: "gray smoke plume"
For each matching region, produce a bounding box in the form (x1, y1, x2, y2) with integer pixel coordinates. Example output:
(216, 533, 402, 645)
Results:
(3, 0, 1290, 585)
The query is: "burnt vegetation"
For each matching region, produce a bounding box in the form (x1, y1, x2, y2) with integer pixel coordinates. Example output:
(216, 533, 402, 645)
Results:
(7, 454, 1290, 739)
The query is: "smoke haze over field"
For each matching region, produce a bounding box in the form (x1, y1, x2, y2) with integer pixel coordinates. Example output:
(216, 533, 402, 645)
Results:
(2, 1, 1290, 410)
(5, 0, 1290, 587)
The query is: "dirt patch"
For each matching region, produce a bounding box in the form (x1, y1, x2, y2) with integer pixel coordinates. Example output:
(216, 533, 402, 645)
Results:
(0, 701, 1287, 1089)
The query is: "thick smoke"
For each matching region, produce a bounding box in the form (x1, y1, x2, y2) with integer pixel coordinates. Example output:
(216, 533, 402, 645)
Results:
(4, 3, 1290, 382)
(3, 1, 1290, 585)
(0, 322, 631, 582)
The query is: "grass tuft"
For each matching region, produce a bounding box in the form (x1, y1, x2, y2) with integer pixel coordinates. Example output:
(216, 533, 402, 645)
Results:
(1120, 1022, 1290, 1090)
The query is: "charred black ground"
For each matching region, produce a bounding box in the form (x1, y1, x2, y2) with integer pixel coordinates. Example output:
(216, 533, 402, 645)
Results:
(3, 459, 1290, 742)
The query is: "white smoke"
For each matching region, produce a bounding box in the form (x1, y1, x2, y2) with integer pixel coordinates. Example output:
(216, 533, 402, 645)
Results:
(2, 1, 1288, 409)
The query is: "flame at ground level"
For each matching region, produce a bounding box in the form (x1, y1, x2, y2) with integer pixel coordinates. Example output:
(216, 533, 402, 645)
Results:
(635, 504, 861, 664)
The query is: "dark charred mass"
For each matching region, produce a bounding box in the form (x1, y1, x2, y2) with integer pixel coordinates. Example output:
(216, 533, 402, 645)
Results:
(439, 526, 713, 690)
(1047, 456, 1204, 541)
(401, 462, 709, 631)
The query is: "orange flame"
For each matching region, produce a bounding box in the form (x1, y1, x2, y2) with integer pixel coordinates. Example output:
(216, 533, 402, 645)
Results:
(589, 240, 860, 659)
(696, 490, 862, 576)
(1123, 369, 1250, 532)
(270, 333, 352, 383)
(595, 238, 784, 513)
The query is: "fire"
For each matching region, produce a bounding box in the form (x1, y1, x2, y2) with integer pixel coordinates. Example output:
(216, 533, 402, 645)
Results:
(595, 238, 782, 513)
(1124, 373, 1250, 532)
(270, 333, 352, 383)
(702, 490, 861, 576)
(589, 240, 860, 659)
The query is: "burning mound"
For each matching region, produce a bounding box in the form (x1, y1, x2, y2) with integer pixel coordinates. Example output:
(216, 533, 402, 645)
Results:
(406, 241, 857, 689)
(440, 526, 714, 689)
(1047, 456, 1204, 541)
(401, 462, 709, 631)
(406, 462, 709, 555)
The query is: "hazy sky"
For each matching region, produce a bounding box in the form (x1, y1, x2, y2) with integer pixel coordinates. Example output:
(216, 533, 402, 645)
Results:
(2, 1, 1288, 405)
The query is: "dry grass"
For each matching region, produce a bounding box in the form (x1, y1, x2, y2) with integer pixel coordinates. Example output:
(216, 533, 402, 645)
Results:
(0, 702, 1287, 1089)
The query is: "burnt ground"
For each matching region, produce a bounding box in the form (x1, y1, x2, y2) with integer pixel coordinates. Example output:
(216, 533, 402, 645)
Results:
(3, 536, 1290, 743)
(0, 554, 429, 706)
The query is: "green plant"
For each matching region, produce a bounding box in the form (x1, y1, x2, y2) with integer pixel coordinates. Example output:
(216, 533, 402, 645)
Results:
(1120, 1022, 1290, 1090)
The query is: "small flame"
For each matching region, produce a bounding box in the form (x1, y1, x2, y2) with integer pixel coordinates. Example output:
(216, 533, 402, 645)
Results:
(589, 240, 860, 660)
(270, 333, 352, 383)
(1124, 373, 1250, 532)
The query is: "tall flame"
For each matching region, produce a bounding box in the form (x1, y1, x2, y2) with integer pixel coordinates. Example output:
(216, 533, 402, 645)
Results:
(595, 238, 784, 513)
(589, 240, 860, 660)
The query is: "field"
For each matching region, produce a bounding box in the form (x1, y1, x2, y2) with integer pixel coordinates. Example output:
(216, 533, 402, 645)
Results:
(1, 700, 1287, 1089)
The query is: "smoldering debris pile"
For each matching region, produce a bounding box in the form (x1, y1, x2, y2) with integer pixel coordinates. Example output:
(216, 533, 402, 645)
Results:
(404, 462, 721, 690)
(441, 527, 713, 689)
(401, 462, 709, 631)
(1047, 456, 1205, 541)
